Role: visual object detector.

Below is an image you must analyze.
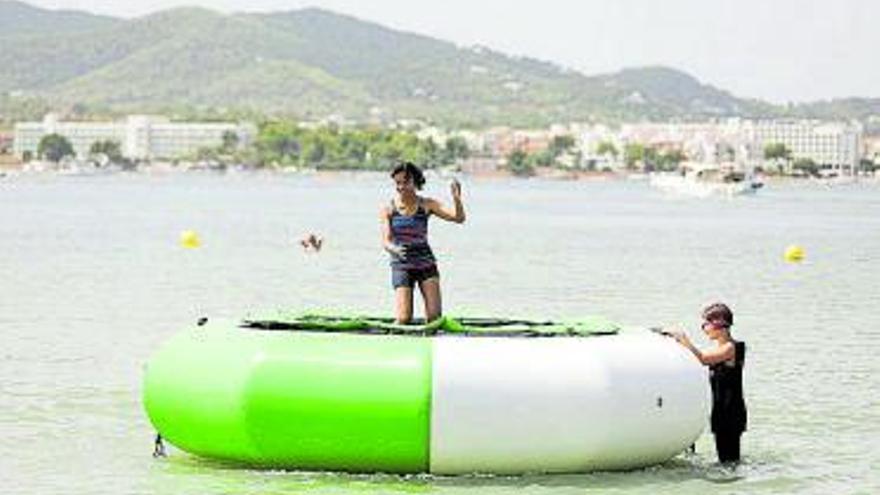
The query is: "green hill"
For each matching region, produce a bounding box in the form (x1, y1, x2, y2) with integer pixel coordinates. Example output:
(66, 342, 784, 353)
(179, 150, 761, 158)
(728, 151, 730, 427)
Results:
(0, 0, 118, 35)
(0, 1, 876, 126)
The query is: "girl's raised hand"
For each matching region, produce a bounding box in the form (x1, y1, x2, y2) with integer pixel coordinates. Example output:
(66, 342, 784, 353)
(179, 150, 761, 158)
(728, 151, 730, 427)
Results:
(450, 179, 462, 199)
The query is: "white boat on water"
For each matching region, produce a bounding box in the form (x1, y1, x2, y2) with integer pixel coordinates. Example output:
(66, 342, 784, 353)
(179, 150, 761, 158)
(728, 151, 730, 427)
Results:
(650, 162, 763, 198)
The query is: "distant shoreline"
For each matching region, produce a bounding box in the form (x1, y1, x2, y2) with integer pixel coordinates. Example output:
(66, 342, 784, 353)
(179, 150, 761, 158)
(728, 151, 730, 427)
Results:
(2, 161, 876, 184)
(0, 161, 627, 182)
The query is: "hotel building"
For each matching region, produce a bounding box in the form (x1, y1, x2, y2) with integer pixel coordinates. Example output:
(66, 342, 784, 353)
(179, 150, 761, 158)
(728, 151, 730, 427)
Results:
(14, 114, 255, 161)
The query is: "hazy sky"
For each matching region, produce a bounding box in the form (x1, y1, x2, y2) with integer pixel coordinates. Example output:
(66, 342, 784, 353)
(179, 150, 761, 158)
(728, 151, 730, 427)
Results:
(21, 0, 879, 103)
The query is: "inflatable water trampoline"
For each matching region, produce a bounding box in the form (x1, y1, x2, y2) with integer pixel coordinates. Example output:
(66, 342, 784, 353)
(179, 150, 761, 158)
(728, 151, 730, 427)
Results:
(143, 313, 709, 474)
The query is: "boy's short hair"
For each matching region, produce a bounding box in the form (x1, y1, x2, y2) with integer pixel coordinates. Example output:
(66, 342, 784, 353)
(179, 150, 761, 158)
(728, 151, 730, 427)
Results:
(702, 302, 733, 328)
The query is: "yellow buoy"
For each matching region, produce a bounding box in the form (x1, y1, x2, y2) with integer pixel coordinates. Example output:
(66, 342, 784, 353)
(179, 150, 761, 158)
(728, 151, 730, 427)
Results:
(784, 245, 804, 263)
(180, 230, 201, 249)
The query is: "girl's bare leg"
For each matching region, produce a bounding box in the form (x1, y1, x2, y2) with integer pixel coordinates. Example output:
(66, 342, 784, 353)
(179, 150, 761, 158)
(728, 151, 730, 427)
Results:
(395, 287, 414, 324)
(418, 277, 442, 322)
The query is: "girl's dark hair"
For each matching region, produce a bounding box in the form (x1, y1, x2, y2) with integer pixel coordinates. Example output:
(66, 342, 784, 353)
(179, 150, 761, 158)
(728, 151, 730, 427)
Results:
(702, 302, 734, 329)
(390, 162, 425, 190)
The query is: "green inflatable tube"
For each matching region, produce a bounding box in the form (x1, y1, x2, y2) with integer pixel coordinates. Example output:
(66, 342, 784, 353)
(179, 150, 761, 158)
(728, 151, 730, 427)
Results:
(144, 323, 433, 472)
(144, 314, 633, 472)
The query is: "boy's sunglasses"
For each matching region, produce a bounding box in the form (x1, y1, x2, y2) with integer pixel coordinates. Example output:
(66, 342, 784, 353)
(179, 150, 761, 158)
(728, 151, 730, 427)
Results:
(702, 320, 727, 331)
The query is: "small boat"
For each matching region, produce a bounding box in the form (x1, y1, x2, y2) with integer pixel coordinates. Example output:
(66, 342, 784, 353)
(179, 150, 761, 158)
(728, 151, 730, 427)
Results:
(143, 313, 709, 474)
(650, 162, 762, 198)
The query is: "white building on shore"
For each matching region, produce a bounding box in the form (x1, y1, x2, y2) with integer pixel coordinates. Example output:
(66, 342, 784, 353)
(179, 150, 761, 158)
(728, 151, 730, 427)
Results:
(612, 118, 862, 174)
(743, 120, 862, 174)
(13, 114, 255, 161)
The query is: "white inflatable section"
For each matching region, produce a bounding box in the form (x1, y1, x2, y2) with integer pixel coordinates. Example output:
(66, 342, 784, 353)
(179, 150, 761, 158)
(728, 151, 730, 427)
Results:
(429, 331, 709, 474)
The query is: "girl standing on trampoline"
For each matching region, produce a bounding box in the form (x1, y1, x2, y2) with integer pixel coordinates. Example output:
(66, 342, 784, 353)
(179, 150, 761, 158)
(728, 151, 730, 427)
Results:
(380, 162, 465, 324)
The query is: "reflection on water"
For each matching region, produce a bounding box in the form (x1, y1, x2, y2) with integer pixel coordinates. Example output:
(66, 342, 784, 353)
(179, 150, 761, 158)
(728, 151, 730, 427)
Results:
(1, 174, 878, 494)
(145, 449, 798, 495)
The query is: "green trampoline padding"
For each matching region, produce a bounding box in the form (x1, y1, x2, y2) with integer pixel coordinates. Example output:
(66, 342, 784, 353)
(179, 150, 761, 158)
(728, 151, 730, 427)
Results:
(242, 311, 620, 337)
